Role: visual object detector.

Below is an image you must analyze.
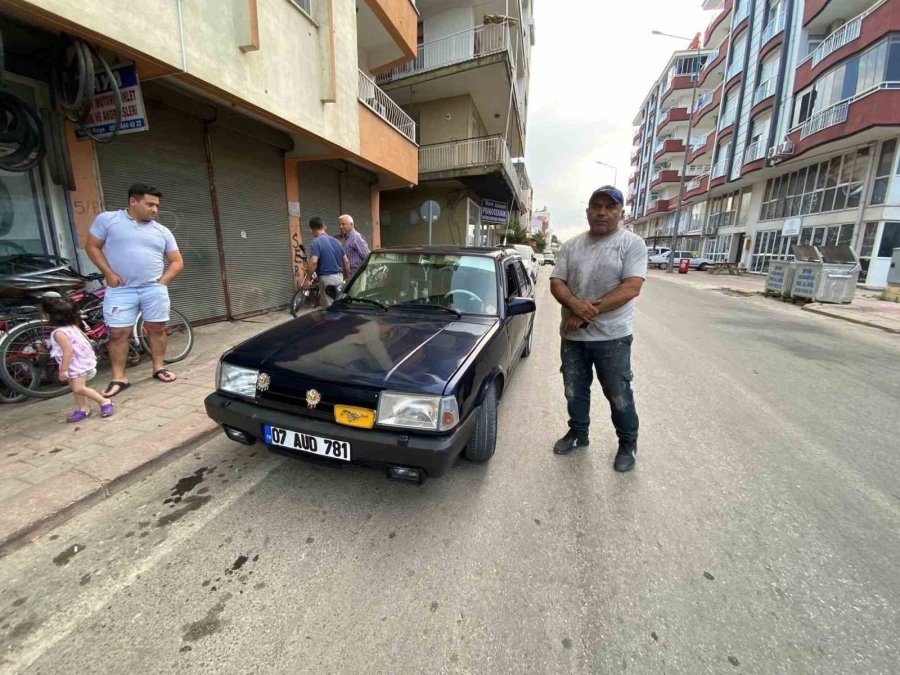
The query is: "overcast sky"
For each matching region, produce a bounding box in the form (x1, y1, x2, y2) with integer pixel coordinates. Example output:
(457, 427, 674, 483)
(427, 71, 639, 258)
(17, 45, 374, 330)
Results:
(525, 0, 713, 242)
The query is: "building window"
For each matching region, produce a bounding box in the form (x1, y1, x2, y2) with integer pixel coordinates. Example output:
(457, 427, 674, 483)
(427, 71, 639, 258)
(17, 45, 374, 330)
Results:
(750, 230, 797, 273)
(871, 140, 896, 205)
(799, 223, 854, 248)
(858, 221, 879, 273)
(877, 222, 900, 257)
(702, 234, 733, 262)
(760, 148, 869, 220)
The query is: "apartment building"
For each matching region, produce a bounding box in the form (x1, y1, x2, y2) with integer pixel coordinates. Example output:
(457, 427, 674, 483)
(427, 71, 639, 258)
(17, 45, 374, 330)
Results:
(375, 0, 534, 247)
(628, 0, 900, 289)
(0, 0, 419, 322)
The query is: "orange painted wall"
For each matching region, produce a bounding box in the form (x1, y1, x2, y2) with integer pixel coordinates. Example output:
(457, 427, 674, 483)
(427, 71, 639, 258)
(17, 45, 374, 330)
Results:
(64, 121, 103, 247)
(358, 105, 418, 186)
(366, 0, 417, 62)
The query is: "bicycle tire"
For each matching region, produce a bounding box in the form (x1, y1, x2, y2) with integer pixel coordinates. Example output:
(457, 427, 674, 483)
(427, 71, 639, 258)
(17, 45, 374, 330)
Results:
(136, 308, 193, 364)
(0, 358, 38, 403)
(0, 320, 70, 399)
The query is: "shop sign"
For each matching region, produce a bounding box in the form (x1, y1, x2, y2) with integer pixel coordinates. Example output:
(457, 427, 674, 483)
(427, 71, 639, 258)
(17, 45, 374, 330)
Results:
(481, 199, 508, 225)
(76, 63, 149, 139)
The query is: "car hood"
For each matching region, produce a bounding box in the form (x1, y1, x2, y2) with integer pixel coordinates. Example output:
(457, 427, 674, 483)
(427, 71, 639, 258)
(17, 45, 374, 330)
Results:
(230, 309, 495, 395)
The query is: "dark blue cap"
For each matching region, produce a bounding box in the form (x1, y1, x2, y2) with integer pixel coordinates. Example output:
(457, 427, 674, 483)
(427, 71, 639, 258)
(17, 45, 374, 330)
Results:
(589, 185, 624, 205)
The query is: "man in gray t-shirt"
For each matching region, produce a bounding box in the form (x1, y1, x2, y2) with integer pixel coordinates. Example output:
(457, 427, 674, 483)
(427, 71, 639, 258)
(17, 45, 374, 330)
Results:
(550, 186, 647, 472)
(86, 184, 184, 397)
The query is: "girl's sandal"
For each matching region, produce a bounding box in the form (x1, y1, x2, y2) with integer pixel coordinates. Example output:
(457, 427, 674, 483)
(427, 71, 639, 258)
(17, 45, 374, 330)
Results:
(67, 410, 91, 423)
(100, 403, 115, 418)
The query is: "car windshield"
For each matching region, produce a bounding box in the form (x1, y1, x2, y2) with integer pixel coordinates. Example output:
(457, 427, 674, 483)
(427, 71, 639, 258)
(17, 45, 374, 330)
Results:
(338, 253, 499, 316)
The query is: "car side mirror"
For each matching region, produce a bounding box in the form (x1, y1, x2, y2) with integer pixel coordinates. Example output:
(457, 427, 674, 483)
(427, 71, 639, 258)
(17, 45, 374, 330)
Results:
(507, 297, 536, 316)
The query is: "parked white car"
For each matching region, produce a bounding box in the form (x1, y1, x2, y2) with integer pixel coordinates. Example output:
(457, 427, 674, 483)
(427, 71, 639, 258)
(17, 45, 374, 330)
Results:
(512, 244, 539, 282)
(649, 250, 716, 271)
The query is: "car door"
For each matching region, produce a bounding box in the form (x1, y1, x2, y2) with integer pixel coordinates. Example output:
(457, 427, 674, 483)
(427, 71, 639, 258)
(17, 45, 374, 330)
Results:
(502, 259, 526, 371)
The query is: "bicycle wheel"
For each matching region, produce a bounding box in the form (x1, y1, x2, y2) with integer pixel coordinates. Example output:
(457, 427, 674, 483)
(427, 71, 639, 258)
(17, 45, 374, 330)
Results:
(0, 320, 70, 398)
(136, 308, 193, 364)
(0, 358, 38, 403)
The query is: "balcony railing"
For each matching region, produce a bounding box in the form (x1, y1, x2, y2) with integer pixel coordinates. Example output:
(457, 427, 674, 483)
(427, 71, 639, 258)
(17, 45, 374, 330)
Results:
(376, 23, 510, 84)
(753, 78, 775, 106)
(693, 90, 715, 113)
(690, 130, 713, 152)
(744, 139, 765, 163)
(725, 58, 743, 81)
(718, 112, 736, 129)
(799, 100, 850, 139)
(761, 11, 786, 45)
(809, 1, 886, 67)
(702, 48, 720, 70)
(358, 70, 416, 142)
(712, 158, 728, 178)
(734, 1, 750, 23)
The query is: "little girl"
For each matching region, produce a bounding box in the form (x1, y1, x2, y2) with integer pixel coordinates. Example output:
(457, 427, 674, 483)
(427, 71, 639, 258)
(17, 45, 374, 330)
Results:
(42, 297, 114, 423)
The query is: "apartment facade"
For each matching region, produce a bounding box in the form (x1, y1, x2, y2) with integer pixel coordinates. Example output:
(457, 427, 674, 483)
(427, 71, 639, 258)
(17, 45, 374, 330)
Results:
(628, 0, 900, 288)
(376, 0, 534, 247)
(0, 0, 419, 322)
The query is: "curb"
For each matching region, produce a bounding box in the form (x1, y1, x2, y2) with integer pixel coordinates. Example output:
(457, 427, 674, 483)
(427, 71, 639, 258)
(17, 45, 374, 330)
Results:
(0, 425, 219, 559)
(801, 304, 900, 335)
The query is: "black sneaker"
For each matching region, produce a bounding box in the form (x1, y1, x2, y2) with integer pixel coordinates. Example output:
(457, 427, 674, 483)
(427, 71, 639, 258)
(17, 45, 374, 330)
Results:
(614, 443, 637, 472)
(553, 431, 589, 455)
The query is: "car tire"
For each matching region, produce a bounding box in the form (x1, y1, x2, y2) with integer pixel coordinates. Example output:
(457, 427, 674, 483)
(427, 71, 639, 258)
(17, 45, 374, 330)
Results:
(465, 384, 498, 462)
(522, 322, 534, 357)
(697, 263, 708, 271)
(658, 263, 669, 270)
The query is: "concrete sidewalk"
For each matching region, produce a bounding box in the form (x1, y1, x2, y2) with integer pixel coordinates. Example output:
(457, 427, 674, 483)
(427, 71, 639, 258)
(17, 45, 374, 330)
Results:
(0, 310, 293, 556)
(648, 268, 900, 334)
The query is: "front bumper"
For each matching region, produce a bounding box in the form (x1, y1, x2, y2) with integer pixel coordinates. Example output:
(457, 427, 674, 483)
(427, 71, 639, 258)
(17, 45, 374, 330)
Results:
(204, 392, 477, 478)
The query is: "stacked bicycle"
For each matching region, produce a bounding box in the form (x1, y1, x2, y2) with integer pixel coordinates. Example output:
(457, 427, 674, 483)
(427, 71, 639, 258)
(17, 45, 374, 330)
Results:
(0, 254, 194, 403)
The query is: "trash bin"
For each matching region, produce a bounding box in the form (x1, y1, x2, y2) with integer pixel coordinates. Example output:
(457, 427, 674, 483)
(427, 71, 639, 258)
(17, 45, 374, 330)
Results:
(678, 258, 690, 274)
(789, 245, 823, 302)
(765, 258, 796, 298)
(815, 245, 861, 304)
(790, 244, 861, 303)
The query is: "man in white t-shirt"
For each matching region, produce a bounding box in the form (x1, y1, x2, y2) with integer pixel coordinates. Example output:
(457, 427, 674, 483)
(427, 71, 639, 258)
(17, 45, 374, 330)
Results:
(550, 186, 648, 471)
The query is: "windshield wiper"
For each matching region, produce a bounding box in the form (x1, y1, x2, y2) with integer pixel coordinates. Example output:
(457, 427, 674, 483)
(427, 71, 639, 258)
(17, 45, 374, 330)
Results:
(394, 302, 461, 318)
(335, 296, 387, 311)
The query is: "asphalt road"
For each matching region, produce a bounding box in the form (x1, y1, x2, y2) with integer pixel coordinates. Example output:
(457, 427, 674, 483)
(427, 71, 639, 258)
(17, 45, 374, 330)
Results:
(1, 268, 898, 674)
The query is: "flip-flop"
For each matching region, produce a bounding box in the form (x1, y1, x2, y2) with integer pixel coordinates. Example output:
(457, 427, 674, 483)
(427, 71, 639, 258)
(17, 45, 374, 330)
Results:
(66, 410, 90, 423)
(152, 369, 178, 383)
(104, 380, 130, 397)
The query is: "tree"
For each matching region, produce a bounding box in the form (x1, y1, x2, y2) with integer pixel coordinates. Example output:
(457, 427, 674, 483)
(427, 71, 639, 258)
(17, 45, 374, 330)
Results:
(551, 234, 560, 245)
(502, 217, 530, 244)
(532, 231, 547, 251)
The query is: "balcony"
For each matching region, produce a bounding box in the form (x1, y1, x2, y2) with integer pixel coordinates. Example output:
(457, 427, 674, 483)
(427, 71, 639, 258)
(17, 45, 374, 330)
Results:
(633, 127, 643, 145)
(657, 107, 690, 132)
(753, 78, 776, 107)
(743, 139, 766, 164)
(654, 138, 686, 161)
(718, 112, 736, 134)
(734, 0, 750, 24)
(693, 90, 715, 113)
(684, 175, 710, 201)
(760, 11, 786, 51)
(358, 70, 416, 142)
(805, 0, 875, 31)
(725, 58, 743, 84)
(711, 157, 729, 179)
(357, 0, 418, 72)
(650, 169, 680, 187)
(799, 100, 850, 140)
(692, 86, 722, 127)
(689, 130, 714, 161)
(697, 41, 727, 87)
(704, 0, 733, 47)
(418, 135, 529, 210)
(377, 22, 511, 84)
(645, 198, 672, 216)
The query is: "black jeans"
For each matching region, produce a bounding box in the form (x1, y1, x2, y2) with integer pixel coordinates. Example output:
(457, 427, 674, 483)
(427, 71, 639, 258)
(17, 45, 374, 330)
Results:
(560, 336, 639, 444)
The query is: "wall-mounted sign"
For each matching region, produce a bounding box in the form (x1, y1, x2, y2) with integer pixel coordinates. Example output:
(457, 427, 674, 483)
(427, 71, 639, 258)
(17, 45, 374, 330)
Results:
(76, 63, 148, 139)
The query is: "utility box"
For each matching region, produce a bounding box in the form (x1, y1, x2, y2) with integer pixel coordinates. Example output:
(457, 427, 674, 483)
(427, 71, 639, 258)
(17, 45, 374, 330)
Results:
(888, 247, 900, 286)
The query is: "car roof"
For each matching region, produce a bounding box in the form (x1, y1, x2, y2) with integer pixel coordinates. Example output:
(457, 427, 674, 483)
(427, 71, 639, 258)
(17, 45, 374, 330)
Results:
(373, 245, 511, 260)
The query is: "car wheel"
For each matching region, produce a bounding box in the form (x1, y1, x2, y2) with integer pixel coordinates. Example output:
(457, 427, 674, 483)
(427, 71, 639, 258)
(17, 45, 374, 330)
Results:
(697, 263, 708, 271)
(658, 263, 669, 270)
(465, 384, 498, 462)
(522, 322, 534, 357)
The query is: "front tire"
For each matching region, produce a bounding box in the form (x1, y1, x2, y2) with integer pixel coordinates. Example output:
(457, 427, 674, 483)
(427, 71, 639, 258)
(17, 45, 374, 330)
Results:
(697, 263, 708, 271)
(465, 384, 498, 462)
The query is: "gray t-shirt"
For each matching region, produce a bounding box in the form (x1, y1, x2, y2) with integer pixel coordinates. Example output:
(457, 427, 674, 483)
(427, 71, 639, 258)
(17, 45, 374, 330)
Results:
(551, 228, 648, 341)
(89, 210, 179, 287)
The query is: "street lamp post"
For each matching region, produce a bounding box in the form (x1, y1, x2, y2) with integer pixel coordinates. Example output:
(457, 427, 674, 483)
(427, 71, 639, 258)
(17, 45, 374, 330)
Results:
(595, 161, 618, 188)
(652, 30, 701, 273)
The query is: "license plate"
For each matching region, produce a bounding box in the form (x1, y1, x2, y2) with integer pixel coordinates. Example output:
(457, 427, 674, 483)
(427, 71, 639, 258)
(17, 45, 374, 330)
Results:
(263, 424, 351, 461)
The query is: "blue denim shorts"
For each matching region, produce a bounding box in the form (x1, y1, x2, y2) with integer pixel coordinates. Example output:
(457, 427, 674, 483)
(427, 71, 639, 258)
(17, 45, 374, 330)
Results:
(103, 284, 170, 328)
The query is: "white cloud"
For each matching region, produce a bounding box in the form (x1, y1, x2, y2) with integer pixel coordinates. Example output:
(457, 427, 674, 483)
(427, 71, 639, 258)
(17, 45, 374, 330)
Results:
(526, 0, 712, 242)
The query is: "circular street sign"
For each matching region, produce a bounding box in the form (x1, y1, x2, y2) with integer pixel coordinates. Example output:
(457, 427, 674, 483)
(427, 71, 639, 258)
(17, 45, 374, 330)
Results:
(420, 200, 441, 223)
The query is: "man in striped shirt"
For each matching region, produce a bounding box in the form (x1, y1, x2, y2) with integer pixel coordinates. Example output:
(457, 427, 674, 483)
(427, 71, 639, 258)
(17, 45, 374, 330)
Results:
(339, 214, 370, 278)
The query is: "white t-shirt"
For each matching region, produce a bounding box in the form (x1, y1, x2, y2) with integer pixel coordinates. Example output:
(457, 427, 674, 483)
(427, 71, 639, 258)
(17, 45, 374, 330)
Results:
(551, 228, 648, 341)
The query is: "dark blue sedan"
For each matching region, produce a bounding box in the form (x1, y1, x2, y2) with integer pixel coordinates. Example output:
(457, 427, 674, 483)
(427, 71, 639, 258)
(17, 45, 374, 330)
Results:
(204, 246, 536, 483)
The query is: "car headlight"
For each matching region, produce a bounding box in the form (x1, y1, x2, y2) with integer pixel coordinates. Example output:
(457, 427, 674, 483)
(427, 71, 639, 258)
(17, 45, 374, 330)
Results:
(377, 391, 460, 431)
(218, 362, 259, 398)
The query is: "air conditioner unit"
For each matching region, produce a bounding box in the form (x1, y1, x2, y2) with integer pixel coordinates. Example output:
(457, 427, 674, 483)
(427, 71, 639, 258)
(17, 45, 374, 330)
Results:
(768, 139, 795, 162)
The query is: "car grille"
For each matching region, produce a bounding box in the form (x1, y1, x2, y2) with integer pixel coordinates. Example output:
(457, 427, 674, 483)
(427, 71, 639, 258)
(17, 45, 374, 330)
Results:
(258, 375, 380, 424)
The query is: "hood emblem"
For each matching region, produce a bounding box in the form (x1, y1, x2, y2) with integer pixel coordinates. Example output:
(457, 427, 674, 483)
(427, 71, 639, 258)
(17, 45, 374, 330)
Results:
(306, 389, 322, 409)
(256, 372, 270, 392)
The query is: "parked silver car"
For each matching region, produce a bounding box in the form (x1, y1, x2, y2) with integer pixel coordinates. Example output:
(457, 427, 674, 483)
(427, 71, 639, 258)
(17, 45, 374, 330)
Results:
(648, 251, 715, 271)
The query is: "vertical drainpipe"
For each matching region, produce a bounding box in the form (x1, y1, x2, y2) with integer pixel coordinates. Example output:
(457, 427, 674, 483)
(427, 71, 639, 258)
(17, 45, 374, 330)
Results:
(763, 0, 797, 168)
(203, 122, 234, 320)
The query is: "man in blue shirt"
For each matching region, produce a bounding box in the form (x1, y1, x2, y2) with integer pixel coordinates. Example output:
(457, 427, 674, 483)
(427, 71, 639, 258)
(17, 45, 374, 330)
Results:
(304, 217, 349, 307)
(86, 183, 185, 397)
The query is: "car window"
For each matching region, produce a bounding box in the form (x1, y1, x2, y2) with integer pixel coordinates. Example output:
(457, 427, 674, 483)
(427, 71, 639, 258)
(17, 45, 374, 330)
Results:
(341, 253, 499, 315)
(514, 261, 531, 295)
(504, 261, 520, 301)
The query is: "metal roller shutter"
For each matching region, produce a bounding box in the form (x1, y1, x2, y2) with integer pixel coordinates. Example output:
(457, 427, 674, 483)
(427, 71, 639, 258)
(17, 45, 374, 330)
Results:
(210, 126, 293, 317)
(341, 170, 375, 248)
(96, 103, 227, 323)
(299, 162, 341, 233)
